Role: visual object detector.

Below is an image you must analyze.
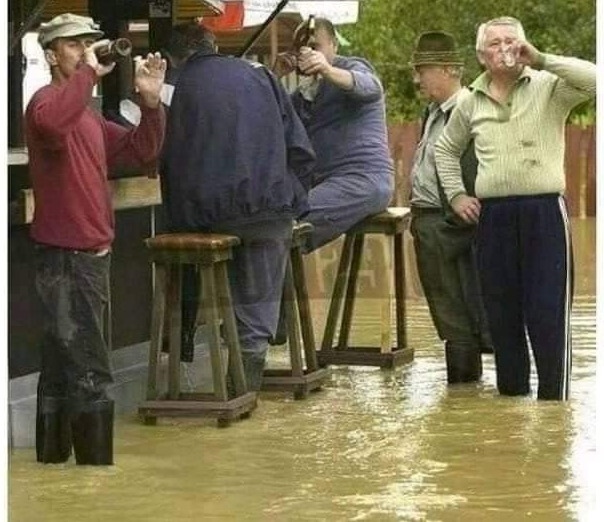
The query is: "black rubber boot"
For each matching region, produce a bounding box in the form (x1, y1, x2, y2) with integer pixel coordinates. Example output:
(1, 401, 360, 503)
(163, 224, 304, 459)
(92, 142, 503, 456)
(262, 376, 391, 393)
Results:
(242, 357, 266, 392)
(36, 396, 72, 464)
(445, 342, 483, 383)
(71, 399, 114, 465)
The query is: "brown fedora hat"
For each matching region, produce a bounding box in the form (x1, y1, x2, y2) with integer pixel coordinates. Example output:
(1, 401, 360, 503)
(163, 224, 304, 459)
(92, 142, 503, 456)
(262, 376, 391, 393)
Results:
(411, 31, 464, 66)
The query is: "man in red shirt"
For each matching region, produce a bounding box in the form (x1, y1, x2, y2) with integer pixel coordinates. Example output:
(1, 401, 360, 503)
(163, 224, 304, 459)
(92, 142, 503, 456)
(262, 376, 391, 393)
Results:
(26, 13, 166, 465)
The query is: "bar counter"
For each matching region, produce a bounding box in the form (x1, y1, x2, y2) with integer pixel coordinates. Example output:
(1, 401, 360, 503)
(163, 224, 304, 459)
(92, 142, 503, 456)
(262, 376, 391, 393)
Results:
(9, 149, 164, 379)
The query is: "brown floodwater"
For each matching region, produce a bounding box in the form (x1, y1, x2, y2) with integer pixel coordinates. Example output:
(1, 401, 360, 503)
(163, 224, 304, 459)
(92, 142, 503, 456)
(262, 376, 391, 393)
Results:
(9, 219, 596, 521)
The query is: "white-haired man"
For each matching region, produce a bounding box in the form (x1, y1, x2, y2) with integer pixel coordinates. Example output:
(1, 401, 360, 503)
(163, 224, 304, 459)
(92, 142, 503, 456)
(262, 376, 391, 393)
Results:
(434, 17, 595, 400)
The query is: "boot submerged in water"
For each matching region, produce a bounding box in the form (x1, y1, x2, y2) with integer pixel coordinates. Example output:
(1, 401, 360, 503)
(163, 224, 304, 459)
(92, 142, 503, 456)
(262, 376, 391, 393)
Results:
(445, 342, 483, 384)
(36, 396, 72, 464)
(71, 399, 114, 465)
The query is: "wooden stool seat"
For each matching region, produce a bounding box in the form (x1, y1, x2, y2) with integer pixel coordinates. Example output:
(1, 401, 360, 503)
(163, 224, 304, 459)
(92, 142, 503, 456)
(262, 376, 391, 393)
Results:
(317, 207, 415, 369)
(146, 233, 240, 251)
(139, 232, 257, 427)
(349, 208, 411, 233)
(262, 222, 330, 399)
(145, 233, 241, 266)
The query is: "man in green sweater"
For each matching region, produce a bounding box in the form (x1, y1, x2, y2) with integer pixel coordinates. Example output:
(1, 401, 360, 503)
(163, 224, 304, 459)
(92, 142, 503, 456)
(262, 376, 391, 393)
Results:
(434, 16, 596, 400)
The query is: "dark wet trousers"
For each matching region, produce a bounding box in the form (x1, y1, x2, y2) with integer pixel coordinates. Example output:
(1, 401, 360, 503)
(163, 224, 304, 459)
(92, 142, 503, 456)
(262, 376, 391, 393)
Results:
(477, 195, 573, 400)
(411, 212, 491, 383)
(34, 246, 114, 464)
(180, 217, 293, 391)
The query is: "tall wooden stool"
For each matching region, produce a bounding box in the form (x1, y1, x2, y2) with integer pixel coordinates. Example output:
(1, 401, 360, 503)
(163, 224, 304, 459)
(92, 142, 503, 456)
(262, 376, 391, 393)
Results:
(138, 233, 257, 427)
(262, 222, 331, 399)
(317, 207, 414, 369)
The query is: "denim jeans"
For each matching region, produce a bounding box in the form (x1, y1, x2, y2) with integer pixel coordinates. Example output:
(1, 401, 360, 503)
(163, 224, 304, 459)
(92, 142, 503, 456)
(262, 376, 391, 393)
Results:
(35, 246, 113, 407)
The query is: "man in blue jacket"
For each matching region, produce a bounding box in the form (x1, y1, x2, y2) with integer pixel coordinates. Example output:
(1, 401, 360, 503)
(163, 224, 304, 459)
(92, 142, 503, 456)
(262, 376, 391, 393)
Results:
(161, 24, 315, 391)
(274, 17, 393, 252)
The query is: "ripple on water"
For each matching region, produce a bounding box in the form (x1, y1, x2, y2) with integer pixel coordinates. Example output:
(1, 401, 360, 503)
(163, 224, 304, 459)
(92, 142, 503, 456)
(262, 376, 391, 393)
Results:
(9, 230, 596, 522)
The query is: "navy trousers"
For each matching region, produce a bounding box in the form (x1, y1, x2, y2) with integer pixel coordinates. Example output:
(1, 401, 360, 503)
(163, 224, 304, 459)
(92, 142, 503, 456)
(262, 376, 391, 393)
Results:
(476, 194, 573, 400)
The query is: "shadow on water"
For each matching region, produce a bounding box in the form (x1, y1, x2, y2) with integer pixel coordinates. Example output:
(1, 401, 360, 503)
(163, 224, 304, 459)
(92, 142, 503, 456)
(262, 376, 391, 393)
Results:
(9, 219, 596, 521)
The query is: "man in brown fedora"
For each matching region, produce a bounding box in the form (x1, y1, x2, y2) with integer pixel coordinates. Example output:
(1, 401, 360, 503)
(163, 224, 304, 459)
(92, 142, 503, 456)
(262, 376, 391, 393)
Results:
(408, 31, 492, 384)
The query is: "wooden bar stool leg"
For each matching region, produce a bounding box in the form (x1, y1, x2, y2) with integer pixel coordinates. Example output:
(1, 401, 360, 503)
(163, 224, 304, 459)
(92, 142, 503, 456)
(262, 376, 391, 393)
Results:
(147, 263, 167, 401)
(215, 261, 247, 397)
(394, 231, 407, 350)
(321, 233, 355, 352)
(337, 234, 365, 350)
(167, 265, 183, 400)
(200, 265, 228, 402)
(193, 265, 207, 327)
(291, 245, 318, 371)
(283, 259, 304, 378)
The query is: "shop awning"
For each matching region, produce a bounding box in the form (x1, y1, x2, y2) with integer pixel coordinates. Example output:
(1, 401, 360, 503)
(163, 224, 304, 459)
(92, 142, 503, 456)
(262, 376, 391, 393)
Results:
(40, 0, 226, 20)
(33, 1, 358, 27)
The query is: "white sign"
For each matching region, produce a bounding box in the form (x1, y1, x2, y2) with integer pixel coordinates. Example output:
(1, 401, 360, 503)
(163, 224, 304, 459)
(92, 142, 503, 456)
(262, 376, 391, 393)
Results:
(243, 0, 359, 27)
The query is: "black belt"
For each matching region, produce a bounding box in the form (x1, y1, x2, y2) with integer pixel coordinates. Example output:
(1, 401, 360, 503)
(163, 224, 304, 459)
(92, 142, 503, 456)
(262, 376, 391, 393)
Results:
(410, 206, 442, 217)
(35, 244, 111, 256)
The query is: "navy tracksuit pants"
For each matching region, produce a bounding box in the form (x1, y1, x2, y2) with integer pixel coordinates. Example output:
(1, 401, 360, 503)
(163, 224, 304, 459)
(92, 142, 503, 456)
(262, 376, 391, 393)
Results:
(476, 194, 573, 400)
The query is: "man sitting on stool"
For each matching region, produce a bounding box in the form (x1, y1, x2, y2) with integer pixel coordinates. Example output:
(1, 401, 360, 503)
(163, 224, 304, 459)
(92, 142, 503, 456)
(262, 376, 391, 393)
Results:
(160, 24, 315, 391)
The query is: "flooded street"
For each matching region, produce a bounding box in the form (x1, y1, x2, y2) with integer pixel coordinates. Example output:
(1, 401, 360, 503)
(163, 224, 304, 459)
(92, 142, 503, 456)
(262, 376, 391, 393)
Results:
(9, 219, 596, 521)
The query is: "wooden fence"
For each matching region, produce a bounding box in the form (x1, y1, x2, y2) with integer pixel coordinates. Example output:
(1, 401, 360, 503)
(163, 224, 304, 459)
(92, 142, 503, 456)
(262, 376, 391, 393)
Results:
(387, 122, 596, 217)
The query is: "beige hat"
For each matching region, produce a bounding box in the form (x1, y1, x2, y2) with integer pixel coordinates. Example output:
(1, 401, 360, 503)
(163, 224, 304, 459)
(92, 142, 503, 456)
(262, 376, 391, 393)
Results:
(38, 13, 104, 48)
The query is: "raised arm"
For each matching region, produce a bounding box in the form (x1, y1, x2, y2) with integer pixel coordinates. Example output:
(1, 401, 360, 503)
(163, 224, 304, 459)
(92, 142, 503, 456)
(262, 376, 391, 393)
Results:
(516, 40, 596, 110)
(27, 65, 98, 148)
(105, 52, 167, 171)
(298, 50, 383, 102)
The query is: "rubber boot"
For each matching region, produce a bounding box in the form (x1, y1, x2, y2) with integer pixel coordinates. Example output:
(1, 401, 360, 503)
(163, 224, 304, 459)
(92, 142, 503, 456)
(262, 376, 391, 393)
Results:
(445, 342, 482, 383)
(71, 399, 114, 465)
(242, 357, 266, 392)
(36, 396, 72, 464)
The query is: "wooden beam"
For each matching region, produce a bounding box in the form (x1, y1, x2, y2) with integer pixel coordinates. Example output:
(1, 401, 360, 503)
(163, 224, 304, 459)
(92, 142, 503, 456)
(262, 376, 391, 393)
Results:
(269, 17, 279, 67)
(10, 176, 162, 226)
(9, 0, 49, 54)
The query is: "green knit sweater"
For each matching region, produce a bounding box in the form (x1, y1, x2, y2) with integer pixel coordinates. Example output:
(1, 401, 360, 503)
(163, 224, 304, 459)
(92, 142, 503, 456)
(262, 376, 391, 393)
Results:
(434, 53, 596, 202)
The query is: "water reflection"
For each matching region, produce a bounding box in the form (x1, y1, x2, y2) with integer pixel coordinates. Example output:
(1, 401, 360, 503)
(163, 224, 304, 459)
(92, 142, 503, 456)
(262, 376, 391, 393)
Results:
(9, 219, 596, 521)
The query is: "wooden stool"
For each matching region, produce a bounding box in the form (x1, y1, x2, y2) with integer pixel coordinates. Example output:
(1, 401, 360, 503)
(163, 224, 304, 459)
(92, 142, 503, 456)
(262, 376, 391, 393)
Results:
(317, 207, 415, 369)
(262, 222, 331, 399)
(138, 233, 257, 427)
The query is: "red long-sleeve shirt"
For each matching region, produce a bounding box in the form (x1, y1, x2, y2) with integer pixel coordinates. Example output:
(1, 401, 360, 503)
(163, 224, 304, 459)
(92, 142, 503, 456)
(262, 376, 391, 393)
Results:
(25, 64, 165, 250)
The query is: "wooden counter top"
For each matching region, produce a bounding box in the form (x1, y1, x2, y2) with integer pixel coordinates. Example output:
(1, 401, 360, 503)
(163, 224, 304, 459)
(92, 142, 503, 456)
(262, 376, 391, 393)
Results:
(10, 176, 162, 226)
